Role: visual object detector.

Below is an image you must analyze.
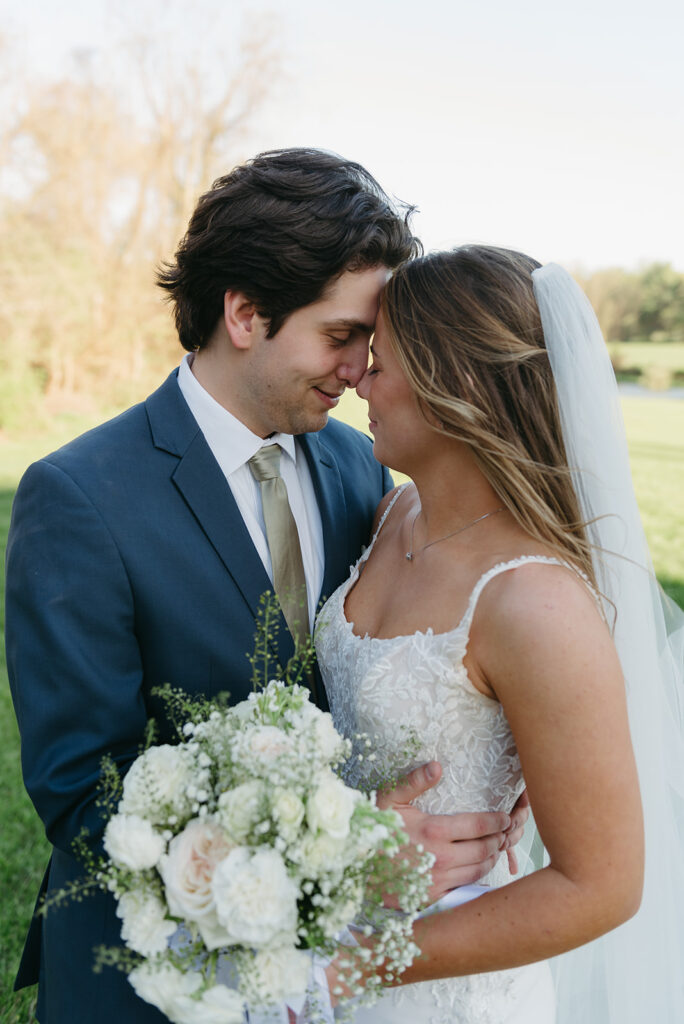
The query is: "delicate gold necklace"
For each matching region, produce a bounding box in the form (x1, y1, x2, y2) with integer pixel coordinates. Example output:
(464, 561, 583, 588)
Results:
(405, 508, 505, 561)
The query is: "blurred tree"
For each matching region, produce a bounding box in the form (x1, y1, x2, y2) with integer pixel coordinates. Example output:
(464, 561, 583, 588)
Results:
(579, 267, 642, 343)
(578, 264, 684, 346)
(0, 15, 281, 428)
(634, 263, 684, 344)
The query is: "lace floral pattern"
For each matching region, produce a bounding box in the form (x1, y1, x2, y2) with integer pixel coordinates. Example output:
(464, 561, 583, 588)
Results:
(314, 489, 560, 1023)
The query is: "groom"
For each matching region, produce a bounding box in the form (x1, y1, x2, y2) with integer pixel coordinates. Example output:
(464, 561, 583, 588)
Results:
(6, 148, 523, 1023)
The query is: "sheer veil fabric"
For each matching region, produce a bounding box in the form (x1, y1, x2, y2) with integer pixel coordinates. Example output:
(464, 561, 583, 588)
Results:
(531, 264, 684, 1022)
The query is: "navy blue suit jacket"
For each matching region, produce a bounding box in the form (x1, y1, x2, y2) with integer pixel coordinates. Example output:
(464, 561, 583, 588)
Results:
(6, 370, 392, 1022)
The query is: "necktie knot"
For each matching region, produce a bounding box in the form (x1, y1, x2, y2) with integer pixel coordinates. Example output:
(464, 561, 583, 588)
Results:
(248, 444, 282, 482)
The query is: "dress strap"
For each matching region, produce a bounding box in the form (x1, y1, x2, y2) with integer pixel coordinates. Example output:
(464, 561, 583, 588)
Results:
(458, 555, 576, 635)
(357, 484, 408, 568)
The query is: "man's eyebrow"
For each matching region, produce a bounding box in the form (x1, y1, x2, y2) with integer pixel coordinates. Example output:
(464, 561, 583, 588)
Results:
(320, 318, 375, 334)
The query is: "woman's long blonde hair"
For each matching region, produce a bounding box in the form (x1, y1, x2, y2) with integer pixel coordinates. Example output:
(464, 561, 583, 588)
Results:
(382, 244, 599, 593)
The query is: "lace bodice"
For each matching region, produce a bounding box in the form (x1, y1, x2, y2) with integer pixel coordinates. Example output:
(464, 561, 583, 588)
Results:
(314, 489, 563, 1022)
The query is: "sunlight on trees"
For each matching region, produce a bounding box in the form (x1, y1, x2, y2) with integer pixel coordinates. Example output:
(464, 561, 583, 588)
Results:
(0, 12, 282, 428)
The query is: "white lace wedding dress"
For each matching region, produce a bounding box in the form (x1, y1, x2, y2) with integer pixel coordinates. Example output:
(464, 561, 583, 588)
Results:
(314, 490, 557, 1024)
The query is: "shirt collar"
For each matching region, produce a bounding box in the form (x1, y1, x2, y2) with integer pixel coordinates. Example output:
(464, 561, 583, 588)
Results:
(177, 354, 297, 475)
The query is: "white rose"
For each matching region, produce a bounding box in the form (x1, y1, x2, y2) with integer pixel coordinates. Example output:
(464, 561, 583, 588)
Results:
(128, 961, 202, 1019)
(292, 831, 348, 878)
(252, 946, 311, 1002)
(171, 983, 245, 1024)
(212, 847, 298, 947)
(159, 818, 234, 949)
(121, 745, 195, 823)
(217, 780, 265, 842)
(271, 788, 305, 838)
(306, 772, 358, 839)
(115, 890, 177, 956)
(103, 813, 165, 871)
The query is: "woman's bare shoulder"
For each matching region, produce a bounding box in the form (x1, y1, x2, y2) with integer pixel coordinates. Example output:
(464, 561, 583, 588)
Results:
(472, 559, 617, 700)
(480, 558, 602, 634)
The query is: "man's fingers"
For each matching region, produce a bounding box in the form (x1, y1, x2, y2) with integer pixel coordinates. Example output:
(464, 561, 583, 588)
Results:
(430, 832, 505, 876)
(430, 851, 501, 895)
(508, 797, 531, 834)
(417, 810, 511, 845)
(376, 761, 442, 809)
(504, 822, 525, 848)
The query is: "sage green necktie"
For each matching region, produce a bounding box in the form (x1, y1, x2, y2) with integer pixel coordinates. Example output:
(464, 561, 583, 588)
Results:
(248, 444, 309, 650)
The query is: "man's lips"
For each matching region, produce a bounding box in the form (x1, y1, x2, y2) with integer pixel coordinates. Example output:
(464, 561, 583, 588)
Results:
(313, 386, 343, 409)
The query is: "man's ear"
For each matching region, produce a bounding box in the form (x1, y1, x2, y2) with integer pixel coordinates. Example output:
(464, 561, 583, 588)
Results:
(223, 290, 262, 350)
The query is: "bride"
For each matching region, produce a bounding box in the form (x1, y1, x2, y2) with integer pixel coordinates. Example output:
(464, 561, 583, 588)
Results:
(314, 246, 684, 1023)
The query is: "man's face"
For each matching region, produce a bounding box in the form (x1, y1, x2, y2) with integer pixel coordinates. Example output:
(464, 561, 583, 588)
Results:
(242, 266, 389, 437)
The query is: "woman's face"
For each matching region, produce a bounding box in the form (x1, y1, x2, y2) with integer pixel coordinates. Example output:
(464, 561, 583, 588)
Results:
(356, 309, 438, 473)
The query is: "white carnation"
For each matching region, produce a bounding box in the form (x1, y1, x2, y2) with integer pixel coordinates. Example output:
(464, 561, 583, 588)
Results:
(116, 890, 176, 956)
(306, 771, 358, 839)
(217, 780, 265, 842)
(128, 961, 202, 1019)
(121, 745, 195, 823)
(212, 847, 298, 947)
(103, 813, 165, 871)
(252, 946, 311, 1002)
(159, 818, 234, 950)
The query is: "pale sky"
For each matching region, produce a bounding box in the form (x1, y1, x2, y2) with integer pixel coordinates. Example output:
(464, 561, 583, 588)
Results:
(4, 0, 683, 271)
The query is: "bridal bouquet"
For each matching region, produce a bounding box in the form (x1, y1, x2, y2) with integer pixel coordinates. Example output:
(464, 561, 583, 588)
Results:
(79, 659, 432, 1022)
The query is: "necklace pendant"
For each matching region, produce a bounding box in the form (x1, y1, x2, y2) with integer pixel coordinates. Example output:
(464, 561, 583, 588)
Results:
(405, 551, 413, 561)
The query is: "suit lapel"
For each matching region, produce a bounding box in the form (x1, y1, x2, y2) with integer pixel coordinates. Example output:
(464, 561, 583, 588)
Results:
(145, 372, 294, 667)
(171, 432, 274, 620)
(299, 431, 350, 607)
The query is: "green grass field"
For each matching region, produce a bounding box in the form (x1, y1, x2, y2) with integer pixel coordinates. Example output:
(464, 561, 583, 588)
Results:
(608, 341, 684, 389)
(608, 341, 684, 373)
(1, 395, 682, 1020)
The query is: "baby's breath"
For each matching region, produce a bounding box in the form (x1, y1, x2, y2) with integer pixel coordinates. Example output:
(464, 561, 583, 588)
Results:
(43, 592, 432, 1023)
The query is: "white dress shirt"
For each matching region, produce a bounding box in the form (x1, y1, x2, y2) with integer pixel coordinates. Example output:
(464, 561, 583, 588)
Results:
(177, 355, 324, 628)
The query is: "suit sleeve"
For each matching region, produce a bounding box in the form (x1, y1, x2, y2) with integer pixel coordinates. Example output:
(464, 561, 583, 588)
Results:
(5, 459, 147, 853)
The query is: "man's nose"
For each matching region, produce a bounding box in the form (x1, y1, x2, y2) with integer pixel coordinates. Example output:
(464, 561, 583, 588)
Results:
(336, 341, 370, 389)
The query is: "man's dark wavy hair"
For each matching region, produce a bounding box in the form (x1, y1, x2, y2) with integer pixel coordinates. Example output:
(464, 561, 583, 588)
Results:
(157, 148, 421, 351)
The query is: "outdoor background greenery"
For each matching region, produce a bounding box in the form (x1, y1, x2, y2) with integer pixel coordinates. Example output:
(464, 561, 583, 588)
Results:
(1, 392, 683, 1021)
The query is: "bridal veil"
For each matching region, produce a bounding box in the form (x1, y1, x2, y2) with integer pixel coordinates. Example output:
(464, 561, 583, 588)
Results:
(532, 264, 684, 1023)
